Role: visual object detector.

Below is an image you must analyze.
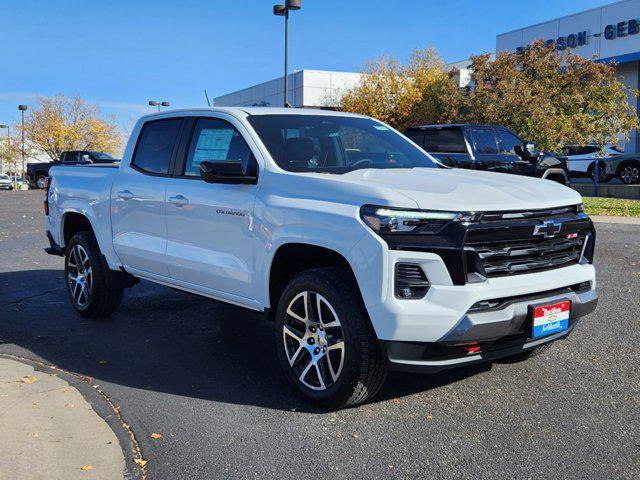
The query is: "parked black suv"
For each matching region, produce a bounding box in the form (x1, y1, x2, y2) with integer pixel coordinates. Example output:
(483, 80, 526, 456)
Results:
(404, 124, 569, 184)
(27, 151, 119, 189)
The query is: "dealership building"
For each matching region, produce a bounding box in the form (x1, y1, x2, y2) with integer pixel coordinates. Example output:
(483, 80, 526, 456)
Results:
(214, 0, 640, 152)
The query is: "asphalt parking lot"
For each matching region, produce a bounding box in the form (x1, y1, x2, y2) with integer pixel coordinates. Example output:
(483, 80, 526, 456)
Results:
(0, 191, 638, 479)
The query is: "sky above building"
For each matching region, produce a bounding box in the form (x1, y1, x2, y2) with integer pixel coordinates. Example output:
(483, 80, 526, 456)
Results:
(0, 0, 615, 130)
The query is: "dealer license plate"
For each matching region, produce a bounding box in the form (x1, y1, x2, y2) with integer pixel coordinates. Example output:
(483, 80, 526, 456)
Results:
(532, 301, 570, 338)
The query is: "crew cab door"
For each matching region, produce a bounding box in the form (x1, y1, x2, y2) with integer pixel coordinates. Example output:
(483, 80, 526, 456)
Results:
(494, 128, 537, 177)
(163, 115, 260, 305)
(467, 127, 514, 173)
(111, 117, 184, 277)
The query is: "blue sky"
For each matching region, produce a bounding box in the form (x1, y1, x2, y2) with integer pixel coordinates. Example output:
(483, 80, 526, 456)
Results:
(1, 0, 615, 130)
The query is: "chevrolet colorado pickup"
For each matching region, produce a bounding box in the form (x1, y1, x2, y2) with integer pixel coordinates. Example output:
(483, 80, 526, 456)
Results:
(44, 108, 597, 408)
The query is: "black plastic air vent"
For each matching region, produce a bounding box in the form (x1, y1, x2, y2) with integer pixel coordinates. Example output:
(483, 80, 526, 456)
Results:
(395, 263, 430, 299)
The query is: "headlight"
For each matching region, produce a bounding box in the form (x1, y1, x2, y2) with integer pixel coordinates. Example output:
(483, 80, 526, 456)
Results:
(576, 203, 584, 213)
(360, 205, 473, 234)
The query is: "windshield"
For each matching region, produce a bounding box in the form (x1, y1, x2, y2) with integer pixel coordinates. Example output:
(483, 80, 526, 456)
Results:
(0, 174, 8, 180)
(90, 152, 117, 160)
(247, 114, 438, 173)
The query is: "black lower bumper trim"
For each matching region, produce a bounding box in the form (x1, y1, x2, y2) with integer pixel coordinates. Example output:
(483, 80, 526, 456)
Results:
(382, 326, 574, 373)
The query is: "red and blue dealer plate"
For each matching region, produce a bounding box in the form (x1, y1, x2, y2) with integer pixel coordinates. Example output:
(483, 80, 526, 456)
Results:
(532, 301, 570, 338)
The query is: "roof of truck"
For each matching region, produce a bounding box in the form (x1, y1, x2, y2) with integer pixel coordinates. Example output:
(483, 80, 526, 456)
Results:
(405, 124, 510, 130)
(139, 107, 368, 121)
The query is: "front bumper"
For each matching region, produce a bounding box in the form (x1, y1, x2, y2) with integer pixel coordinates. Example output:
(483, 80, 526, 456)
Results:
(382, 283, 597, 372)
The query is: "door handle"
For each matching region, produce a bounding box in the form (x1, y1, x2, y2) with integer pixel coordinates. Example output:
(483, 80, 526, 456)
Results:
(168, 195, 189, 207)
(117, 190, 134, 201)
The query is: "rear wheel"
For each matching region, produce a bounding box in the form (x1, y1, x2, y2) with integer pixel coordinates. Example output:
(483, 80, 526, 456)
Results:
(36, 175, 47, 189)
(618, 162, 640, 184)
(65, 231, 123, 318)
(275, 267, 387, 409)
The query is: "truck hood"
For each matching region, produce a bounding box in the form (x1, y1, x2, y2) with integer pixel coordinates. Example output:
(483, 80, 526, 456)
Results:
(338, 167, 582, 212)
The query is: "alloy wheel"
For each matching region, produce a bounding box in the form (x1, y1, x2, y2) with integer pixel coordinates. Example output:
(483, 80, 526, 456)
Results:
(282, 291, 345, 391)
(67, 245, 93, 308)
(620, 165, 639, 184)
(37, 176, 46, 189)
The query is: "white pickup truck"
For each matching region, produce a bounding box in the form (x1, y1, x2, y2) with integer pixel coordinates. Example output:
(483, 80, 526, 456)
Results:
(44, 108, 597, 408)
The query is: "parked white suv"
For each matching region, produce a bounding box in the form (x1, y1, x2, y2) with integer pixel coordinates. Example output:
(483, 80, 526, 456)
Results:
(44, 108, 597, 408)
(563, 144, 623, 182)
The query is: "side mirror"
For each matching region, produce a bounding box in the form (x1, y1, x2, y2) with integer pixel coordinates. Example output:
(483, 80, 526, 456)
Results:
(526, 142, 540, 157)
(200, 160, 257, 184)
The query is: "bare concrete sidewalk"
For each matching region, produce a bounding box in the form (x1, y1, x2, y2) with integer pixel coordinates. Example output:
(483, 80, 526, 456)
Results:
(0, 357, 126, 480)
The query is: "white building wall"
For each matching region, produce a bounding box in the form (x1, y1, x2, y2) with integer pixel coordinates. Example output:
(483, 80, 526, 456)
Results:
(213, 69, 360, 108)
(497, 0, 640, 61)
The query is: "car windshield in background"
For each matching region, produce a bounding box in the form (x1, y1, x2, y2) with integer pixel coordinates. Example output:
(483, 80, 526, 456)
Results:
(0, 174, 9, 180)
(247, 114, 437, 173)
(90, 152, 117, 160)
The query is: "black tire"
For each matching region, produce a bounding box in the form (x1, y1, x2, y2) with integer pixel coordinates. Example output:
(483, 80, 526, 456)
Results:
(275, 267, 387, 409)
(588, 162, 610, 183)
(65, 231, 123, 318)
(617, 161, 640, 184)
(498, 342, 553, 364)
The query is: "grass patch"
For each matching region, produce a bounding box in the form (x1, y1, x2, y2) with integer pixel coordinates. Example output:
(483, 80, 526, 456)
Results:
(582, 197, 640, 217)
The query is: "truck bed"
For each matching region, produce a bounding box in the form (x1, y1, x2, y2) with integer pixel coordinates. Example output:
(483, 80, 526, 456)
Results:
(47, 164, 119, 261)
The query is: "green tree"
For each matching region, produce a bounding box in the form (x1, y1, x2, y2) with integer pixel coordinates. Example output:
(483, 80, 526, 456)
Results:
(22, 95, 123, 162)
(443, 41, 639, 151)
(340, 47, 459, 131)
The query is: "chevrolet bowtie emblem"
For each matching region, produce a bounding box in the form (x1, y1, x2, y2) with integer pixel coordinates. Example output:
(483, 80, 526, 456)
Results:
(533, 220, 562, 238)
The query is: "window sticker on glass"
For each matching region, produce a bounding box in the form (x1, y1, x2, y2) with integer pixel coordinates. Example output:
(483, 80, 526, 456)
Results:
(192, 128, 234, 167)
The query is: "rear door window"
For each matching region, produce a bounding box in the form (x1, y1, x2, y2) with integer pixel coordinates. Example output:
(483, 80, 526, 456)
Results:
(470, 128, 498, 154)
(422, 128, 467, 153)
(132, 119, 182, 174)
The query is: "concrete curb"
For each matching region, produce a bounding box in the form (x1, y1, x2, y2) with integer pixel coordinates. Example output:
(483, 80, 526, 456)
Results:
(591, 215, 640, 225)
(0, 354, 144, 480)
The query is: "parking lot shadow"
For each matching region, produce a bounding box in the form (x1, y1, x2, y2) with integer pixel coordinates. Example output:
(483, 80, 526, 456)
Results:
(0, 269, 487, 412)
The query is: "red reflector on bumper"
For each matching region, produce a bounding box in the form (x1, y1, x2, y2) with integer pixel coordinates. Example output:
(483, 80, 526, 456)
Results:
(465, 344, 481, 354)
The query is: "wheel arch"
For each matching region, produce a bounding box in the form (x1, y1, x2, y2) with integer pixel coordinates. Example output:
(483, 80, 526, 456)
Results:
(541, 168, 568, 185)
(266, 242, 363, 320)
(62, 211, 95, 247)
(58, 206, 116, 266)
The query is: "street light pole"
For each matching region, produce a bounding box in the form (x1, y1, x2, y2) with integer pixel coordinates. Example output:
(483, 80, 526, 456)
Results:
(284, 7, 289, 106)
(148, 100, 170, 112)
(0, 124, 9, 178)
(18, 105, 27, 190)
(273, 1, 301, 108)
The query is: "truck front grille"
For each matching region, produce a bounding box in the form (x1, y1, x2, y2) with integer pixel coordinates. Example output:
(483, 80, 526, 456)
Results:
(466, 234, 587, 277)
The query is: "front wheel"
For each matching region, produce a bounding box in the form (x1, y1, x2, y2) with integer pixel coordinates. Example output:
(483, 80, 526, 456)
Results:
(589, 162, 610, 183)
(65, 231, 123, 318)
(275, 267, 387, 409)
(36, 175, 47, 189)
